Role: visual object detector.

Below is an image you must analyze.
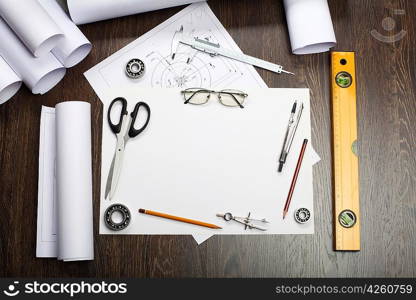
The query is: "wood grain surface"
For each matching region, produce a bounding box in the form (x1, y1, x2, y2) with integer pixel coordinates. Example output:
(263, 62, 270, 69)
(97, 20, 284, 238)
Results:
(0, 0, 415, 278)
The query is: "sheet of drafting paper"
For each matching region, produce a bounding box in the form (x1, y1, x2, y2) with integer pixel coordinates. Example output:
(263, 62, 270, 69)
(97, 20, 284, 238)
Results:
(84, 1, 267, 100)
(99, 88, 317, 244)
(67, 0, 205, 25)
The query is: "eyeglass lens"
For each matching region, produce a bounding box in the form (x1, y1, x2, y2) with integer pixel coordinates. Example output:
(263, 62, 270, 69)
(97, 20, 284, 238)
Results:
(183, 89, 211, 105)
(219, 89, 246, 107)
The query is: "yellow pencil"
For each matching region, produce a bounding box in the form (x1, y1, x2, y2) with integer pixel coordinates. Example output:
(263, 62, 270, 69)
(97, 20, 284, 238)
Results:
(138, 209, 222, 229)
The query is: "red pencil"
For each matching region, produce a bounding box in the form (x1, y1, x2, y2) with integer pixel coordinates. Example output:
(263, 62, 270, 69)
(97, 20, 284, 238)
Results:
(283, 139, 308, 219)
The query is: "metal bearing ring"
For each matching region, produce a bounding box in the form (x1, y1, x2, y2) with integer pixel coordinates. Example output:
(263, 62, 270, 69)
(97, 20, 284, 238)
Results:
(125, 58, 145, 79)
(104, 204, 131, 231)
(294, 208, 311, 224)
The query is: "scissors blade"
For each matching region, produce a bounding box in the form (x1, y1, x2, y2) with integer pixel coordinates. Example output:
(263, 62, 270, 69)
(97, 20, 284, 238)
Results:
(104, 153, 116, 199)
(108, 137, 126, 200)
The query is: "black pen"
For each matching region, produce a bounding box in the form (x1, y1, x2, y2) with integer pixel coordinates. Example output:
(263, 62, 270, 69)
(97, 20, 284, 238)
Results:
(278, 101, 303, 172)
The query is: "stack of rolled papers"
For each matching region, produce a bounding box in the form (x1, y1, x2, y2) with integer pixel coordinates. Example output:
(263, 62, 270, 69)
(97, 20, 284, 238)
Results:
(0, 0, 92, 104)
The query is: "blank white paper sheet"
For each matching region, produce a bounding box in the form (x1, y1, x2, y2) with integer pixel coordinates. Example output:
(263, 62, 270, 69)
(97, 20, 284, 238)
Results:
(99, 88, 317, 244)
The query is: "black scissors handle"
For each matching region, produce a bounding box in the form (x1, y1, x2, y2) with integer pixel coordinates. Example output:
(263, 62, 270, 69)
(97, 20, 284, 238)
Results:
(108, 97, 128, 134)
(129, 102, 151, 138)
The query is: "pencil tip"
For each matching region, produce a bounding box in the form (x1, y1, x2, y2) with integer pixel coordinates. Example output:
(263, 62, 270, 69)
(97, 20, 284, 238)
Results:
(283, 211, 287, 219)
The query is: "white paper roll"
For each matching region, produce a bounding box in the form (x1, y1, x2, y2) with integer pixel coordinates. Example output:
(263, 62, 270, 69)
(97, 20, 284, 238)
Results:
(67, 0, 205, 25)
(0, 56, 22, 104)
(283, 0, 336, 55)
(55, 101, 93, 261)
(0, 0, 64, 57)
(39, 0, 92, 68)
(0, 18, 66, 95)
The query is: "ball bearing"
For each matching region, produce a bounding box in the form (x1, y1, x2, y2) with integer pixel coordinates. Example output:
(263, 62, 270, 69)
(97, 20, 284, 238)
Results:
(104, 204, 131, 231)
(125, 58, 145, 79)
(294, 208, 311, 224)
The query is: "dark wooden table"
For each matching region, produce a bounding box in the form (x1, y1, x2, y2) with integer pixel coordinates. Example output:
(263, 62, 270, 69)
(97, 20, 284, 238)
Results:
(0, 0, 415, 278)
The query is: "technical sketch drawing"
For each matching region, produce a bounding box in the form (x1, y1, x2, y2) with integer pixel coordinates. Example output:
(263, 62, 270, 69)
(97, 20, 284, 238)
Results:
(85, 2, 266, 97)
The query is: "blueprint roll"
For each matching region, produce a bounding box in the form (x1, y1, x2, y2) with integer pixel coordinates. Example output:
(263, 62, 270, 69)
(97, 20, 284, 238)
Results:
(0, 0, 64, 57)
(283, 0, 336, 55)
(0, 18, 66, 95)
(55, 101, 94, 261)
(0, 56, 22, 105)
(39, 0, 92, 68)
(67, 0, 205, 25)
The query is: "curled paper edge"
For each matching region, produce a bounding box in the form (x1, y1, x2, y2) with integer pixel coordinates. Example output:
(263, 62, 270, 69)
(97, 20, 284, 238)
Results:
(0, 56, 22, 104)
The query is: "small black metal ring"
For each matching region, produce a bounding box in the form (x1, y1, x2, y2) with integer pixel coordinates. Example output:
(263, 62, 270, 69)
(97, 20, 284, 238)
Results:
(104, 204, 131, 231)
(294, 208, 311, 224)
(125, 58, 145, 79)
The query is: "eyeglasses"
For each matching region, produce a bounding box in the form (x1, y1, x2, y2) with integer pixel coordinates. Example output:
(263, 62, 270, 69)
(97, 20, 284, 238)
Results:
(181, 88, 248, 108)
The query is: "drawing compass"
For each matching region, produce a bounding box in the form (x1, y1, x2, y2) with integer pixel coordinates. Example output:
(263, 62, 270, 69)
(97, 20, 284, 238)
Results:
(179, 37, 294, 75)
(216, 212, 269, 231)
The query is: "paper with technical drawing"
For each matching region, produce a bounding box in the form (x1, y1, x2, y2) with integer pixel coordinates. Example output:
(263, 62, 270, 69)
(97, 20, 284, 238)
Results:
(84, 1, 267, 99)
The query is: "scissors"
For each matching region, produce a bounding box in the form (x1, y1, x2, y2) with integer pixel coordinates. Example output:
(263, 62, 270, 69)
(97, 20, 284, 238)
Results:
(105, 97, 151, 200)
